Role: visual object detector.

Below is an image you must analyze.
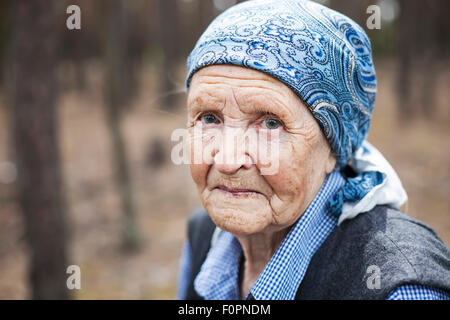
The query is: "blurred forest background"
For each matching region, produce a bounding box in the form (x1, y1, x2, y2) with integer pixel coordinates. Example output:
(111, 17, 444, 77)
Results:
(0, 0, 449, 299)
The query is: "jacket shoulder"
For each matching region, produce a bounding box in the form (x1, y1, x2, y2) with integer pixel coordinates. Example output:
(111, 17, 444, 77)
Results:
(297, 205, 450, 299)
(185, 207, 216, 300)
(380, 207, 450, 285)
(187, 207, 216, 247)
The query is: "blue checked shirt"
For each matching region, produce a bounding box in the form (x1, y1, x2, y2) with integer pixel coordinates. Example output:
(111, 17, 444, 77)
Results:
(177, 171, 449, 300)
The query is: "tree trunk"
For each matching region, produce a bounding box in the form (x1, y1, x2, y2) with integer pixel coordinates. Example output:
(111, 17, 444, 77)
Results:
(8, 0, 69, 299)
(104, 0, 141, 251)
(395, 0, 415, 118)
(158, 0, 181, 110)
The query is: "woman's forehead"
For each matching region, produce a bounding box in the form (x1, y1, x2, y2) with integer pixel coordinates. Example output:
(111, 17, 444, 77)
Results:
(190, 65, 286, 89)
(187, 65, 303, 115)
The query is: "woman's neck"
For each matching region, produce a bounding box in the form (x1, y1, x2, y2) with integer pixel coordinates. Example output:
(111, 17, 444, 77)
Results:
(236, 228, 289, 298)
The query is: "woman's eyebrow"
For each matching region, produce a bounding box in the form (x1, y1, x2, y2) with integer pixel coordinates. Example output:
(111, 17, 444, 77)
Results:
(238, 94, 293, 119)
(187, 93, 224, 113)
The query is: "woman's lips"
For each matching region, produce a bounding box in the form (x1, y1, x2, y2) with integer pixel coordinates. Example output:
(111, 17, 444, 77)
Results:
(214, 185, 261, 197)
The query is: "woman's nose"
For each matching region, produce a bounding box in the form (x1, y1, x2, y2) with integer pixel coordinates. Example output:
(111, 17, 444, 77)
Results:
(212, 128, 253, 175)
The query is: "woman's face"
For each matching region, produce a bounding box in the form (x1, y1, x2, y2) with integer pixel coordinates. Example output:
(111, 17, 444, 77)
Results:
(187, 65, 336, 236)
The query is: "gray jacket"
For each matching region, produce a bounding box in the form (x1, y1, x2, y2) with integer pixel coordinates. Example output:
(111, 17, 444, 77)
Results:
(185, 205, 450, 299)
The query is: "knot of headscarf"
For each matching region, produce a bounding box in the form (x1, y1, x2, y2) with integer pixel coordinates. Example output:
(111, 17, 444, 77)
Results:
(186, 0, 407, 222)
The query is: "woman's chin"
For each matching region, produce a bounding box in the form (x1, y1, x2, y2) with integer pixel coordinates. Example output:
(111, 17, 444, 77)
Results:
(205, 206, 272, 236)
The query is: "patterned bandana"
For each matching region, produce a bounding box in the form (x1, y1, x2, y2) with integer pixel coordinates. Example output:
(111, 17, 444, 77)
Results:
(186, 0, 407, 221)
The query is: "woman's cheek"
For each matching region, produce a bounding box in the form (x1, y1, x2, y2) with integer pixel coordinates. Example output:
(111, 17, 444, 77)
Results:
(264, 143, 296, 187)
(264, 162, 306, 199)
(188, 132, 210, 190)
(263, 139, 310, 202)
(252, 128, 286, 175)
(189, 162, 207, 190)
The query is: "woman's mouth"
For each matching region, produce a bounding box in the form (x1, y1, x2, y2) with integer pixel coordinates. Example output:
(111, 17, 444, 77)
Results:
(214, 185, 261, 197)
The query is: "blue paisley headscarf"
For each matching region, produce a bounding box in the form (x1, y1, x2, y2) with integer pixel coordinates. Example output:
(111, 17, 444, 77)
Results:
(186, 0, 407, 222)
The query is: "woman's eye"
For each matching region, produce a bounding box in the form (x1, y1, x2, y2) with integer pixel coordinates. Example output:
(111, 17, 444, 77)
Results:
(200, 113, 220, 125)
(261, 118, 282, 130)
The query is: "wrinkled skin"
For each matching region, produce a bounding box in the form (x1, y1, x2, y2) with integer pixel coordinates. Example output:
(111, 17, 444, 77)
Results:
(187, 65, 336, 297)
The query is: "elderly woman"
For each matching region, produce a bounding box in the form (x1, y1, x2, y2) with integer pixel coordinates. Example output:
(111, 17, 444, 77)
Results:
(177, 0, 450, 300)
